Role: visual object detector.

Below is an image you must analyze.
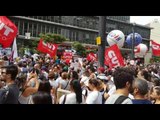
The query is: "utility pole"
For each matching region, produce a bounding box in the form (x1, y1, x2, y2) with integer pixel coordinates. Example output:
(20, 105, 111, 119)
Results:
(131, 23, 136, 60)
(98, 16, 106, 67)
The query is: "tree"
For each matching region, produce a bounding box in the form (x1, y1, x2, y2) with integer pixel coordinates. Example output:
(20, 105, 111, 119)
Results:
(72, 42, 86, 57)
(23, 39, 39, 55)
(39, 33, 66, 44)
(152, 56, 160, 62)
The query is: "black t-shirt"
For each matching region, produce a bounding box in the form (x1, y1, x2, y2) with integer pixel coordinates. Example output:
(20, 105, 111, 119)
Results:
(5, 84, 19, 104)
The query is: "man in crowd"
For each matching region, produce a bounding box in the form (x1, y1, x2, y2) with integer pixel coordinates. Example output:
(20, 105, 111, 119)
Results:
(132, 79, 152, 104)
(105, 67, 134, 104)
(0, 65, 19, 104)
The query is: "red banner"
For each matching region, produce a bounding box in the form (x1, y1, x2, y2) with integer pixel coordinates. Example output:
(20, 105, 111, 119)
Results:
(62, 51, 73, 59)
(151, 40, 160, 56)
(37, 39, 47, 53)
(104, 44, 125, 69)
(87, 53, 97, 61)
(0, 16, 18, 48)
(37, 39, 58, 57)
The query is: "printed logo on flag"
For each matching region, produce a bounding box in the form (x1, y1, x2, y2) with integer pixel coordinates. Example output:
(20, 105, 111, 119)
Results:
(0, 16, 18, 48)
(105, 44, 125, 69)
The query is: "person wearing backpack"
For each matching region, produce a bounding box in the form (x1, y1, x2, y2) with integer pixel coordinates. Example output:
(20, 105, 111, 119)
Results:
(0, 65, 19, 104)
(105, 67, 134, 104)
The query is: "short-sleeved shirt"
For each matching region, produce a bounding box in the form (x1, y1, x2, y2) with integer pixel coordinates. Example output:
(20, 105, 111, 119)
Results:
(86, 91, 102, 104)
(0, 84, 19, 104)
(59, 93, 85, 104)
(105, 94, 133, 104)
(132, 99, 152, 104)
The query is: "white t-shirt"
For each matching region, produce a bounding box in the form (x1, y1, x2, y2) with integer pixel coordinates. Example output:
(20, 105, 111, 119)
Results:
(59, 92, 85, 104)
(128, 94, 134, 99)
(82, 87, 91, 97)
(18, 95, 31, 104)
(86, 91, 102, 104)
(107, 85, 116, 96)
(97, 74, 108, 81)
(49, 79, 58, 89)
(107, 80, 115, 90)
(56, 77, 70, 90)
(105, 94, 133, 104)
(80, 76, 89, 86)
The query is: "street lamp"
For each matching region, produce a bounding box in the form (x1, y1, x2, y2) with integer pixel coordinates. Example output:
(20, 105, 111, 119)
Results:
(131, 22, 136, 60)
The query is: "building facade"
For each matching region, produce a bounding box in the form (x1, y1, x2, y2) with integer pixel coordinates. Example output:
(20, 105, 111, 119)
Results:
(146, 19, 160, 44)
(144, 19, 160, 63)
(8, 16, 151, 57)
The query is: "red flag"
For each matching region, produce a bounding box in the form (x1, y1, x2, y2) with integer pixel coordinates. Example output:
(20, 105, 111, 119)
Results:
(0, 16, 18, 48)
(37, 39, 47, 53)
(37, 39, 58, 57)
(151, 40, 160, 56)
(62, 51, 73, 59)
(87, 53, 97, 61)
(105, 44, 125, 69)
(46, 42, 58, 57)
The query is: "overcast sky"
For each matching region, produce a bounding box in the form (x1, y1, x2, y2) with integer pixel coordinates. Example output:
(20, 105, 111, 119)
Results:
(130, 16, 160, 25)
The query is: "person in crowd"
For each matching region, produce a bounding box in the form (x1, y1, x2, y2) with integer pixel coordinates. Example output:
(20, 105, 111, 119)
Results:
(80, 71, 90, 89)
(88, 67, 96, 79)
(86, 78, 102, 104)
(0, 65, 19, 104)
(97, 67, 109, 104)
(29, 91, 52, 104)
(97, 67, 108, 81)
(36, 80, 55, 104)
(105, 67, 134, 104)
(137, 69, 154, 90)
(59, 80, 85, 104)
(18, 70, 39, 104)
(69, 70, 79, 81)
(152, 77, 160, 87)
(56, 72, 70, 90)
(132, 79, 152, 104)
(48, 71, 58, 89)
(150, 86, 160, 104)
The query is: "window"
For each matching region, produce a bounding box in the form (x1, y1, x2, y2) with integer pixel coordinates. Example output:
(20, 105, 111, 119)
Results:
(19, 21, 23, 35)
(42, 24, 45, 33)
(36, 23, 39, 37)
(24, 21, 28, 33)
(32, 23, 37, 37)
(46, 25, 50, 33)
(57, 28, 61, 34)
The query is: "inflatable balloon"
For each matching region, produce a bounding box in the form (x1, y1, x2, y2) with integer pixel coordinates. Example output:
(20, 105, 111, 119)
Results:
(126, 33, 142, 46)
(134, 43, 148, 56)
(107, 30, 125, 48)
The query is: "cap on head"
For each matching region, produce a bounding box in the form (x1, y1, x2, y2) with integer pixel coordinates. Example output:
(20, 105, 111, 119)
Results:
(98, 67, 105, 73)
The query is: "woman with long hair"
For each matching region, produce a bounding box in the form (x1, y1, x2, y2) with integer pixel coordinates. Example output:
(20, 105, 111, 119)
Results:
(86, 78, 102, 104)
(59, 80, 85, 104)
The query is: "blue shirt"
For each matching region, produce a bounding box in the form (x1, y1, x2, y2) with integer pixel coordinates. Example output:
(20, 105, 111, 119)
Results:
(132, 99, 152, 104)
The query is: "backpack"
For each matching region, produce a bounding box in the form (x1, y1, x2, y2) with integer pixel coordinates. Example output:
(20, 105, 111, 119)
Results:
(62, 94, 67, 104)
(0, 86, 9, 104)
(114, 95, 128, 104)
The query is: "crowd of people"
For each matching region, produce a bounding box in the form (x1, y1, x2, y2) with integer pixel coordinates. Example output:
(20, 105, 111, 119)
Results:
(0, 53, 160, 104)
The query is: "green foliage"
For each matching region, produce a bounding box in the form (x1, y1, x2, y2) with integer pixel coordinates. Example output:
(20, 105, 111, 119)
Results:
(151, 56, 160, 62)
(39, 33, 66, 43)
(86, 49, 97, 54)
(72, 42, 86, 56)
(22, 39, 39, 54)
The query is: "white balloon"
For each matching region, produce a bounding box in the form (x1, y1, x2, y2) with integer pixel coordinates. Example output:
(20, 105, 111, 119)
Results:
(134, 43, 148, 56)
(107, 30, 125, 48)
